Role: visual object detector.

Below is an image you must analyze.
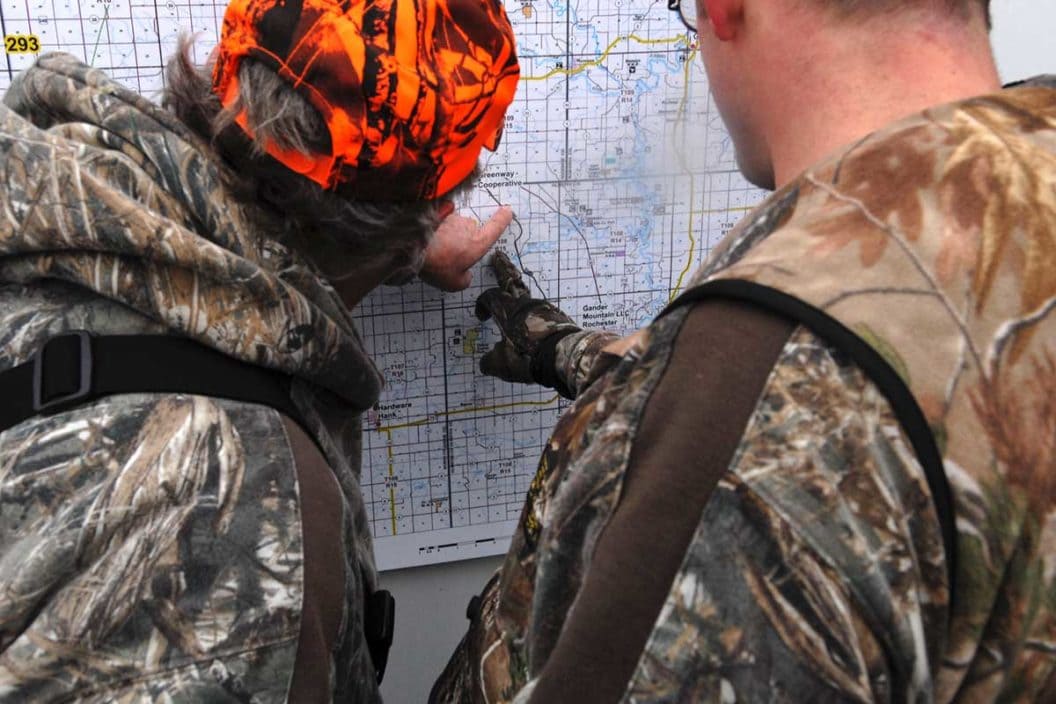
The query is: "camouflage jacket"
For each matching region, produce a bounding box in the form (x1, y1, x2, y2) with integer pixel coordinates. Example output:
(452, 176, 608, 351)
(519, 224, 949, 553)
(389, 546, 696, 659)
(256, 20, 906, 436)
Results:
(434, 79, 1056, 702)
(0, 54, 383, 701)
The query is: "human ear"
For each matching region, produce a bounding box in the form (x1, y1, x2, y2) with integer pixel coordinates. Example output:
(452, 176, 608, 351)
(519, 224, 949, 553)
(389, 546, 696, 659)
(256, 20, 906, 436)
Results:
(700, 0, 743, 41)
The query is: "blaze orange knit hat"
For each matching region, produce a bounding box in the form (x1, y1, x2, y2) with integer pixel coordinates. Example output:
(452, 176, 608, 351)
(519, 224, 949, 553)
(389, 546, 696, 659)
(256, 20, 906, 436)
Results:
(213, 0, 520, 201)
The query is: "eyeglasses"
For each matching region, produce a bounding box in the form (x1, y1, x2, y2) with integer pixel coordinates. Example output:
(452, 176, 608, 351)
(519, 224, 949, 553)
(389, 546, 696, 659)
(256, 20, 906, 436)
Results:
(668, 0, 698, 33)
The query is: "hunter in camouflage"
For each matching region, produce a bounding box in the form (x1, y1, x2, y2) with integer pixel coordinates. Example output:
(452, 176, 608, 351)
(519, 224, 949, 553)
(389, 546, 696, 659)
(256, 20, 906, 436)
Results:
(434, 3, 1056, 701)
(0, 53, 382, 701)
(675, 79, 1056, 701)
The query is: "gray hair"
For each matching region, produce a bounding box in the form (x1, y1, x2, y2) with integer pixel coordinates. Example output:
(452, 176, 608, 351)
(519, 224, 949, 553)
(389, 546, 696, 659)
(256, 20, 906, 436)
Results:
(163, 36, 443, 279)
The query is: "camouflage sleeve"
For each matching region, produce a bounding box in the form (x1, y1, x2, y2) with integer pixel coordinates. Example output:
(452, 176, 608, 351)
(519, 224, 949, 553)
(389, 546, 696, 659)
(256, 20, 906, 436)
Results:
(551, 329, 623, 398)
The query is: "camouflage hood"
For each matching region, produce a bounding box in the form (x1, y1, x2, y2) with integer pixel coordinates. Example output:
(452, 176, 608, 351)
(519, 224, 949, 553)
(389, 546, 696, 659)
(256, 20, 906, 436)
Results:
(0, 53, 382, 409)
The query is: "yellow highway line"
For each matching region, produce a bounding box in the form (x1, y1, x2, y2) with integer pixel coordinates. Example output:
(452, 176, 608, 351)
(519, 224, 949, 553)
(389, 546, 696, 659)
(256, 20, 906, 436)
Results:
(443, 396, 561, 418)
(671, 173, 698, 301)
(384, 433, 397, 535)
(522, 33, 690, 82)
(375, 395, 562, 534)
(377, 396, 561, 433)
(670, 47, 700, 301)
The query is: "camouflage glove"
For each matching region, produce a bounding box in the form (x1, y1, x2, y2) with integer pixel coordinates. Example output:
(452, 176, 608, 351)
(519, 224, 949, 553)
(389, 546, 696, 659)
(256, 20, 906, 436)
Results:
(475, 251, 582, 395)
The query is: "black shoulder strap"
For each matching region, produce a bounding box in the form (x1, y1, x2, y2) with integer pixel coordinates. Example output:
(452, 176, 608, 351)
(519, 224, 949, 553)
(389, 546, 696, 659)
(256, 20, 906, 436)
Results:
(0, 330, 394, 683)
(0, 331, 308, 433)
(660, 281, 957, 606)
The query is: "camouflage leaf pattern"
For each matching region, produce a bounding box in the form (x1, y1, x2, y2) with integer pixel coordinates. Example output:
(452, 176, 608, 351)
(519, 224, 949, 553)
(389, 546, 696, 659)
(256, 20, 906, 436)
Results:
(0, 396, 302, 702)
(0, 54, 385, 701)
(551, 329, 624, 399)
(623, 329, 944, 702)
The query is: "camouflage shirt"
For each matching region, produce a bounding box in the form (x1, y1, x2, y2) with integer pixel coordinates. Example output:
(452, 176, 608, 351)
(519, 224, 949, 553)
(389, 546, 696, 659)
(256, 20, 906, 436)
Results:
(0, 54, 383, 701)
(434, 78, 1056, 702)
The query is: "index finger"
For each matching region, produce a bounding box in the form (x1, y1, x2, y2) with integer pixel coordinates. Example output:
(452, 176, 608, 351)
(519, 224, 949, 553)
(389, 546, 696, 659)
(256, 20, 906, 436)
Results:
(445, 206, 513, 273)
(462, 206, 512, 267)
(479, 206, 514, 245)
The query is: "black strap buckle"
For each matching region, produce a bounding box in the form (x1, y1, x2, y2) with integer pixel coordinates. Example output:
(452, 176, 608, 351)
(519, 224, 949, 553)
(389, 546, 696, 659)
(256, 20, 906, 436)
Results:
(32, 331, 93, 414)
(365, 590, 395, 684)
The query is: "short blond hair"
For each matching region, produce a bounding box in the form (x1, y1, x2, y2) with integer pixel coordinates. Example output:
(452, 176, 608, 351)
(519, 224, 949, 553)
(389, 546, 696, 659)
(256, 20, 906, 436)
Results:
(823, 0, 991, 27)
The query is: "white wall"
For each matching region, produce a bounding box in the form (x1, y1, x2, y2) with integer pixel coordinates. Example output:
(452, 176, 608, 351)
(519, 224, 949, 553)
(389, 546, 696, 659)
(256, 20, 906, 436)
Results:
(991, 0, 1056, 82)
(377, 5, 1054, 703)
(379, 556, 502, 704)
